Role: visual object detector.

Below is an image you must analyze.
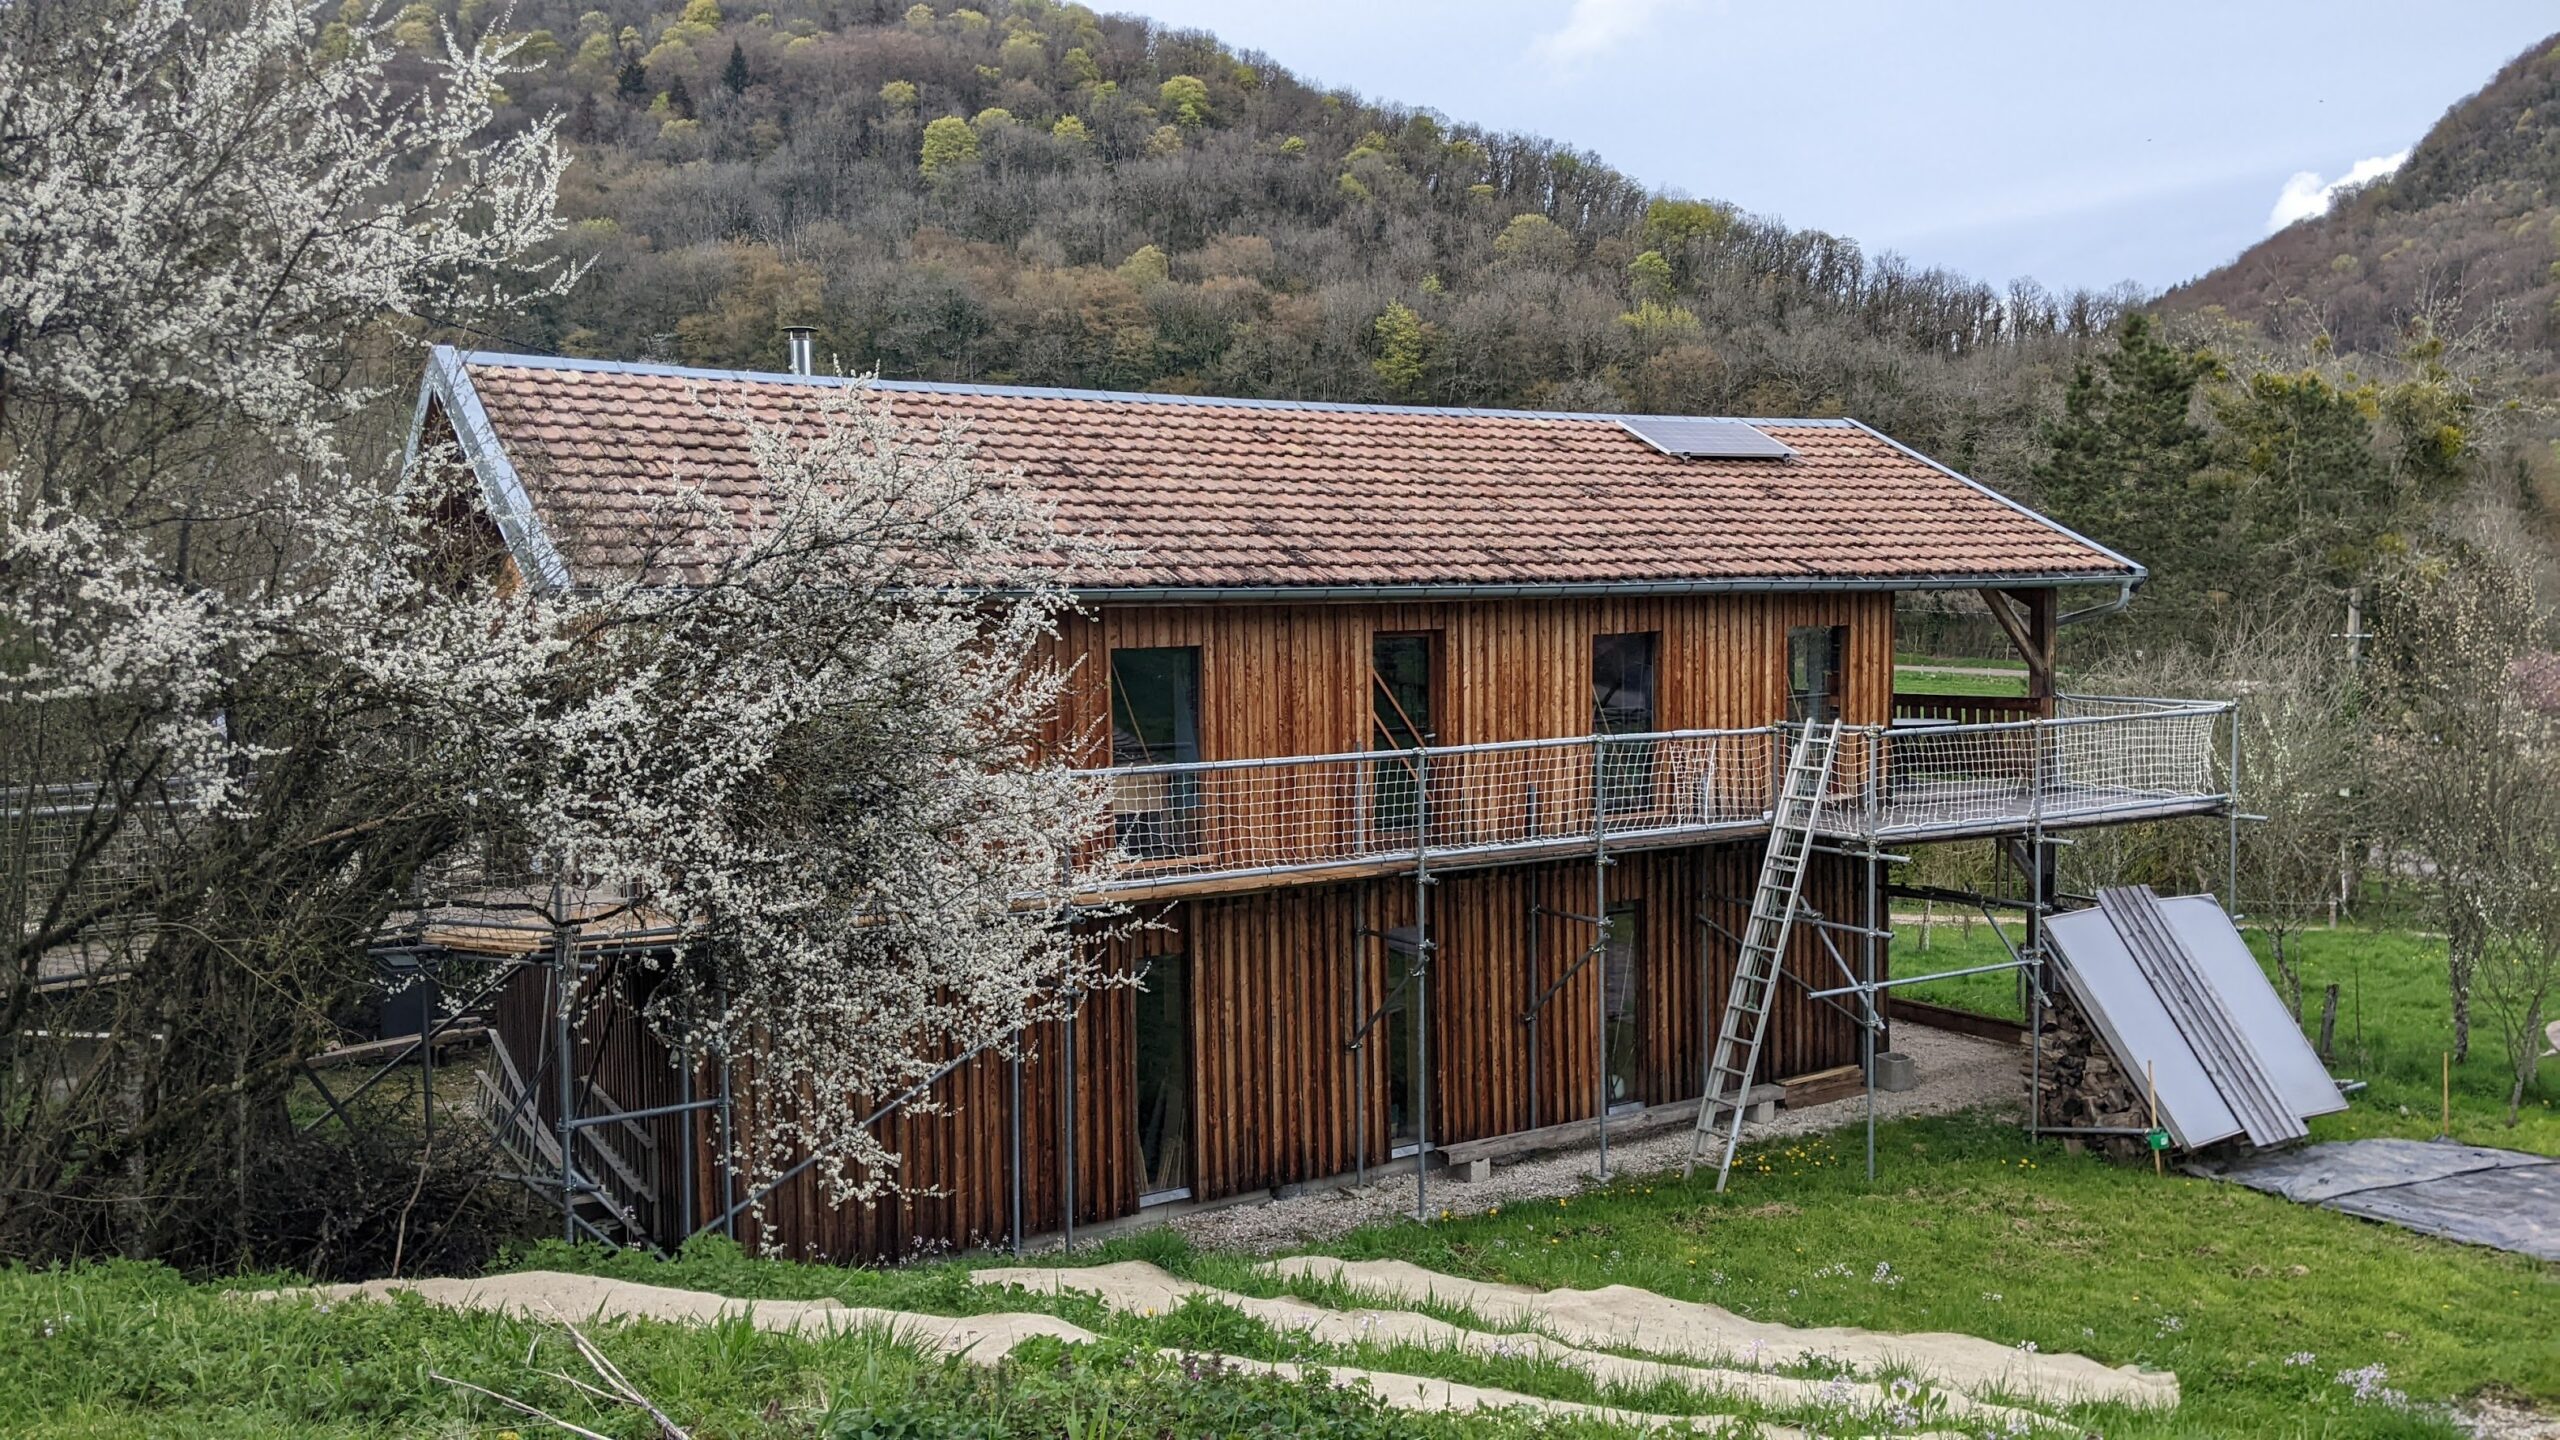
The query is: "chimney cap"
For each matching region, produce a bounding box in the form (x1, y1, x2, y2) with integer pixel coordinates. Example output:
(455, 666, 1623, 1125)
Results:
(782, 325, 816, 376)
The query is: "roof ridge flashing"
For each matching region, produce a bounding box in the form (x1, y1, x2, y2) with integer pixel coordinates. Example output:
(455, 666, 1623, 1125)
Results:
(442, 346, 1862, 428)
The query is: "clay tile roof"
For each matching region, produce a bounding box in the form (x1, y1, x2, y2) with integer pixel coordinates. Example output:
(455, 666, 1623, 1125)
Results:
(421, 348, 2138, 595)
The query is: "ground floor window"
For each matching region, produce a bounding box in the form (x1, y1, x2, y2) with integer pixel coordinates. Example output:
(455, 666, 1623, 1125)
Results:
(1133, 953, 1190, 1200)
(1602, 900, 1643, 1111)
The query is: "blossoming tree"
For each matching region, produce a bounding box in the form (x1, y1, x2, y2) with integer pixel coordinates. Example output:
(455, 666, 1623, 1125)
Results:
(0, 1, 1106, 1267)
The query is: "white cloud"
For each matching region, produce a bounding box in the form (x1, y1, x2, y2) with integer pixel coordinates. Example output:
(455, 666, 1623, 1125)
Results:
(1530, 0, 1691, 68)
(2265, 148, 2407, 232)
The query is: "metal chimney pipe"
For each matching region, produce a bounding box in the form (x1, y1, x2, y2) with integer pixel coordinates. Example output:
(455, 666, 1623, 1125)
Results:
(783, 326, 815, 377)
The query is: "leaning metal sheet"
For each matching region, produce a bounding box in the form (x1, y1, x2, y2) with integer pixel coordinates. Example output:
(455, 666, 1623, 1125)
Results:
(2156, 896, 2347, 1124)
(2043, 908, 2242, 1147)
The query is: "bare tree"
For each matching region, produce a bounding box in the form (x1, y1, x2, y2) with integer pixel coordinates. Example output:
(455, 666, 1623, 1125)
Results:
(2079, 609, 2364, 1011)
(2369, 546, 2558, 1079)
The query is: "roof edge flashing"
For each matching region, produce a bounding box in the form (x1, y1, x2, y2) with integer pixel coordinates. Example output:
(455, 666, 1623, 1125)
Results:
(416, 344, 573, 592)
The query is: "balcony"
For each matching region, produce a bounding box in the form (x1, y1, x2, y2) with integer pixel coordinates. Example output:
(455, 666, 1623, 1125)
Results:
(1075, 695, 2235, 899)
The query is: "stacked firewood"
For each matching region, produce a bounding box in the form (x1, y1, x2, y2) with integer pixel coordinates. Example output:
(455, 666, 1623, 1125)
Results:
(2028, 987, 2156, 1161)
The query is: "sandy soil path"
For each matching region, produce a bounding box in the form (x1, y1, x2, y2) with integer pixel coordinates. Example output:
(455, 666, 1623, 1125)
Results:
(976, 1259, 2056, 1432)
(256, 1271, 1975, 1437)
(1264, 1257, 2178, 1411)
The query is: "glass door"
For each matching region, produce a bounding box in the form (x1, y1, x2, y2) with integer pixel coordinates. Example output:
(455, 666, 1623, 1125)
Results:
(1602, 902, 1643, 1111)
(1382, 930, 1426, 1148)
(1133, 953, 1190, 1200)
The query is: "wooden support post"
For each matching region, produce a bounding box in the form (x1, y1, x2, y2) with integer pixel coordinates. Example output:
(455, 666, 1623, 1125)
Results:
(1979, 587, 2057, 707)
(2146, 1060, 2162, 1177)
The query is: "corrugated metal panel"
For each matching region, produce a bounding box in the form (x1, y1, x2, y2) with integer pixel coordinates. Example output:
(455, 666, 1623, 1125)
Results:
(2045, 908, 2242, 1148)
(2101, 887, 2304, 1147)
(2154, 896, 2346, 1126)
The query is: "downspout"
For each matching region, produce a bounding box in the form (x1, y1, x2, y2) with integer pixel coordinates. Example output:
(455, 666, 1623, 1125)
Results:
(2057, 574, 2142, 628)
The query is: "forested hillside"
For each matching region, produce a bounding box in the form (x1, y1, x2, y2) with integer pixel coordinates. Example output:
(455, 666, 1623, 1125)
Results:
(420, 0, 2149, 479)
(2164, 33, 2560, 372)
(398, 0, 2542, 639)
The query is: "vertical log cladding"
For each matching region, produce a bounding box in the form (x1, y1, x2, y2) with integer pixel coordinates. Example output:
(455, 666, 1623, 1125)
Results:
(510, 838, 1885, 1260)
(1418, 842, 1878, 1148)
(690, 916, 1165, 1264)
(1187, 884, 1378, 1197)
(1042, 591, 1898, 762)
(501, 587, 1909, 1260)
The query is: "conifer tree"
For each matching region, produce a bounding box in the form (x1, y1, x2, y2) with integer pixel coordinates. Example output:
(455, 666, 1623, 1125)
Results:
(2031, 312, 2223, 642)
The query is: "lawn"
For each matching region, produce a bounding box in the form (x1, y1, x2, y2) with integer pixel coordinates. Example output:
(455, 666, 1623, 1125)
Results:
(6, 921, 2552, 1440)
(1895, 652, 2026, 672)
(6, 1105, 2551, 1438)
(1892, 664, 2031, 698)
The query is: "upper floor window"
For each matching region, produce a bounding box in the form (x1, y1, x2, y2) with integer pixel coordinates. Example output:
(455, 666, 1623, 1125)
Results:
(1371, 633, 1437, 834)
(1110, 647, 1201, 766)
(1593, 632, 1659, 813)
(1592, 632, 1659, 735)
(1788, 624, 1848, 723)
(1109, 647, 1201, 858)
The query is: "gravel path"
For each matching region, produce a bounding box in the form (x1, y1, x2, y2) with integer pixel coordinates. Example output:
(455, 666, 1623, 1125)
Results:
(1172, 1028, 2021, 1254)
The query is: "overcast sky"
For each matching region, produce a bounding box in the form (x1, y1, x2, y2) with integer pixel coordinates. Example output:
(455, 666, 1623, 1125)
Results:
(1122, 0, 2557, 295)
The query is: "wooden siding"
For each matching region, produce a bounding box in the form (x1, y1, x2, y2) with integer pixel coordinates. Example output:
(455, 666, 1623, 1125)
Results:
(1049, 592, 1899, 764)
(489, 589, 1936, 1260)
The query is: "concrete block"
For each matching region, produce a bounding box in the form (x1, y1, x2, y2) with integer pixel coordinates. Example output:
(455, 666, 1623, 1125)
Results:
(1871, 1050, 1919, 1093)
(1443, 1157, 1495, 1184)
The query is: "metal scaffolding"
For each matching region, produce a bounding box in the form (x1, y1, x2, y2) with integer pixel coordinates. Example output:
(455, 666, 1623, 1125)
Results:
(375, 692, 2242, 1254)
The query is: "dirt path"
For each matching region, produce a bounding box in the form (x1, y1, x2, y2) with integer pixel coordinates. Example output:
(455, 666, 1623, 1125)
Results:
(976, 1259, 2060, 1432)
(1173, 1027, 2021, 1253)
(1266, 1258, 2178, 1412)
(269, 1271, 1088, 1359)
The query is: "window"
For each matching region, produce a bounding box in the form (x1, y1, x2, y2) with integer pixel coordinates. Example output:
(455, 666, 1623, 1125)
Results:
(1788, 624, 1848, 723)
(1381, 928, 1426, 1146)
(1371, 634, 1436, 833)
(1602, 902, 1643, 1111)
(1109, 647, 1201, 857)
(1133, 953, 1191, 1200)
(1592, 632, 1659, 813)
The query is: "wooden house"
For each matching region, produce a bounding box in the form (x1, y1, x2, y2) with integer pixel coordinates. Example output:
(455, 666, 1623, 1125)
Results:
(408, 347, 2234, 1259)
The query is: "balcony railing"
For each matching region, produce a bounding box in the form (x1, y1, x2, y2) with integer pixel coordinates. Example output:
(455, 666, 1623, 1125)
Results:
(1075, 695, 2234, 896)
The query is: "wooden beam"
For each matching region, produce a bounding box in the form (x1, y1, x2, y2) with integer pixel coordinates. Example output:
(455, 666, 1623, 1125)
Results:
(2006, 587, 2058, 704)
(1976, 588, 2055, 702)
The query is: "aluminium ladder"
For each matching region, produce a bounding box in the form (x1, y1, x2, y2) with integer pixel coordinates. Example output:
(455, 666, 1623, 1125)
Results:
(1684, 718, 1845, 1190)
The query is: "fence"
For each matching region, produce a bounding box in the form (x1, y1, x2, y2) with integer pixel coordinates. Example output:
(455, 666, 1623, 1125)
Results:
(1074, 695, 2235, 893)
(1085, 729, 1776, 892)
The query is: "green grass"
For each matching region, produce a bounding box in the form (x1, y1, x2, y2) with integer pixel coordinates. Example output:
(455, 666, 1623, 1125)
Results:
(7, 924, 2553, 1438)
(1892, 665, 2031, 697)
(1895, 652, 2026, 672)
(1891, 919, 2560, 1154)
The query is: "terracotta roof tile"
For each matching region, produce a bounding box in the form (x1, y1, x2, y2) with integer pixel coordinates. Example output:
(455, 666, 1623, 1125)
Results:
(445, 352, 2135, 593)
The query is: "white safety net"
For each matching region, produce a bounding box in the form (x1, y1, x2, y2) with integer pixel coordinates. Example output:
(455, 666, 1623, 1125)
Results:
(1075, 696, 2235, 891)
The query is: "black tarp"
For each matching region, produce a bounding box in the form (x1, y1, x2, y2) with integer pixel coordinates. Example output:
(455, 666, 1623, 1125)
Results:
(2207, 1138, 2559, 1261)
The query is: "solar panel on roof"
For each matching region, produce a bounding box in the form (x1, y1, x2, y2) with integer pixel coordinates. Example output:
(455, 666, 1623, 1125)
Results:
(1614, 416, 1795, 460)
